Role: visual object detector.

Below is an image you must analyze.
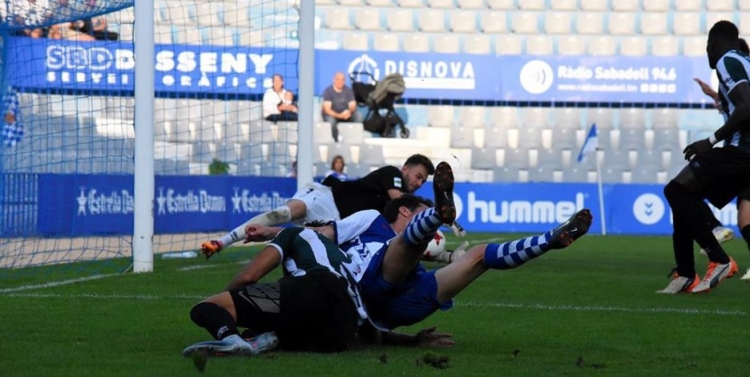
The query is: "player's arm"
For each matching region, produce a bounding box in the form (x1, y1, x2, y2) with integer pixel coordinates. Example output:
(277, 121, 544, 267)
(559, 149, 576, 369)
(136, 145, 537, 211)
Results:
(387, 189, 404, 199)
(225, 245, 281, 290)
(356, 322, 454, 348)
(713, 81, 750, 141)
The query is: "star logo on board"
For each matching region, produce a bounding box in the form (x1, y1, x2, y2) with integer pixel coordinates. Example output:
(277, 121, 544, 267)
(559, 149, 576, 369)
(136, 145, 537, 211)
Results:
(156, 188, 166, 215)
(77, 189, 87, 216)
(232, 189, 242, 213)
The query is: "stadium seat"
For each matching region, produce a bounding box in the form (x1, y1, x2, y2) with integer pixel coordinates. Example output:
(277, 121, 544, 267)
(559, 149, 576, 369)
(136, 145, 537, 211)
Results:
(550, 0, 577, 11)
(427, 0, 454, 8)
(682, 36, 706, 56)
(545, 12, 572, 34)
(398, 0, 424, 6)
(460, 106, 487, 128)
(493, 166, 520, 182)
(388, 9, 414, 31)
(558, 35, 585, 55)
(195, 3, 222, 27)
(580, 0, 608, 11)
(450, 125, 476, 148)
(239, 30, 264, 46)
(612, 0, 639, 11)
(373, 33, 400, 51)
(428, 106, 455, 128)
(419, 9, 446, 32)
(518, 0, 545, 11)
(651, 36, 679, 56)
(553, 108, 583, 129)
(619, 108, 646, 130)
(640, 12, 668, 35)
(190, 142, 215, 164)
(470, 147, 499, 170)
(337, 123, 365, 144)
(551, 128, 579, 150)
(536, 149, 563, 169)
(576, 12, 604, 35)
(346, 163, 373, 179)
(495, 35, 523, 55)
(651, 108, 680, 130)
(343, 33, 369, 50)
(223, 3, 251, 28)
(116, 23, 134, 41)
(502, 148, 530, 169)
(355, 9, 382, 31)
(481, 11, 507, 33)
(483, 127, 509, 149)
(652, 129, 682, 152)
(276, 123, 299, 144)
(366, 0, 394, 5)
(433, 35, 460, 53)
(631, 165, 661, 184)
(707, 0, 735, 11)
(325, 8, 351, 30)
(464, 35, 492, 54)
(740, 13, 750, 35)
(526, 36, 554, 55)
(487, 0, 515, 10)
(642, 0, 669, 11)
(587, 108, 614, 130)
(206, 27, 235, 46)
(673, 13, 702, 35)
(155, 25, 174, 44)
(174, 26, 203, 44)
(450, 10, 477, 33)
(489, 106, 519, 128)
(618, 129, 646, 152)
(359, 144, 386, 166)
(588, 36, 617, 56)
(216, 141, 240, 163)
(562, 167, 590, 183)
(339, 0, 364, 5)
(511, 12, 540, 34)
(528, 166, 558, 183)
(516, 128, 544, 149)
(323, 143, 354, 166)
(522, 107, 550, 129)
(636, 149, 669, 170)
(403, 34, 430, 52)
(675, 0, 703, 11)
(457, 0, 485, 9)
(620, 36, 648, 56)
(600, 166, 626, 183)
(162, 1, 194, 25)
(608, 13, 636, 35)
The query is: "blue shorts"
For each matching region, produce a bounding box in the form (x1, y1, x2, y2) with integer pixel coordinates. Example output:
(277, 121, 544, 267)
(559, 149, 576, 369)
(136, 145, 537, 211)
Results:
(360, 245, 453, 330)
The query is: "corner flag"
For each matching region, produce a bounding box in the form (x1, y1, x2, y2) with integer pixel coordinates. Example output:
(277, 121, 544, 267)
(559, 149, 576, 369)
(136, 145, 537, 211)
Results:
(577, 123, 598, 162)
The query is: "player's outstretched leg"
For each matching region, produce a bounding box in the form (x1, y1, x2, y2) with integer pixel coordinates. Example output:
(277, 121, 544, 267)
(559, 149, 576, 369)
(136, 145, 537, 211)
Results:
(402, 161, 456, 248)
(484, 209, 592, 269)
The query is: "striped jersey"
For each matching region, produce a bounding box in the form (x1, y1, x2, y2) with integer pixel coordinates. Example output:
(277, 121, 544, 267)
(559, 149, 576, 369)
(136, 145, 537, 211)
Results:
(267, 227, 367, 321)
(715, 49, 750, 149)
(333, 210, 397, 282)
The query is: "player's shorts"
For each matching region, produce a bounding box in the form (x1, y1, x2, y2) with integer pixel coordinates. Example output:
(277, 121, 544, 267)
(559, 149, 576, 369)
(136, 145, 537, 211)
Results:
(359, 245, 454, 330)
(688, 146, 750, 208)
(290, 182, 340, 226)
(737, 186, 750, 205)
(231, 271, 358, 353)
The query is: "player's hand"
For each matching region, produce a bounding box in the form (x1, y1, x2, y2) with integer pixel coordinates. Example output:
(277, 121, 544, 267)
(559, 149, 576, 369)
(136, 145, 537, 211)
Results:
(200, 240, 222, 260)
(694, 77, 717, 97)
(415, 326, 454, 348)
(683, 138, 713, 161)
(243, 224, 272, 243)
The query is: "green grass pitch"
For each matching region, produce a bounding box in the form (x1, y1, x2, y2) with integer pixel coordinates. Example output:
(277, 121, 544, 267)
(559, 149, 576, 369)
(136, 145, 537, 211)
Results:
(1, 232, 748, 377)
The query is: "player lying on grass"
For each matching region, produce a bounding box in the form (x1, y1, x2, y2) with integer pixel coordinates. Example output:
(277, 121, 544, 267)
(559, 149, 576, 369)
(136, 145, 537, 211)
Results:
(245, 161, 594, 332)
(182, 227, 453, 360)
(200, 154, 439, 256)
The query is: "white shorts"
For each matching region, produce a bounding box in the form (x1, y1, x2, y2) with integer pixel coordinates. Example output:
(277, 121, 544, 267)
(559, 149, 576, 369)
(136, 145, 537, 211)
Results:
(290, 182, 341, 226)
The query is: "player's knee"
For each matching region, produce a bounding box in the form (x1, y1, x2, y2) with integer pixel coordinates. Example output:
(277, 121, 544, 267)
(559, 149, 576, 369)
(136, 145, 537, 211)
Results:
(663, 180, 684, 204)
(190, 302, 217, 326)
(269, 205, 294, 222)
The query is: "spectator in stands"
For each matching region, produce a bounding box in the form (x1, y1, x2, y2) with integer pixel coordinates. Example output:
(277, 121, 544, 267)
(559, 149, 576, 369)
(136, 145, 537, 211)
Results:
(286, 160, 297, 178)
(72, 17, 119, 41)
(321, 72, 362, 142)
(324, 155, 348, 181)
(263, 74, 298, 123)
(60, 22, 96, 41)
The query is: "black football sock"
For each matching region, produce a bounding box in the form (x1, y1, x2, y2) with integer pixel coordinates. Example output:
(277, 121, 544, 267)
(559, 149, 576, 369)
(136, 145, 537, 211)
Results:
(190, 302, 239, 340)
(741, 225, 750, 253)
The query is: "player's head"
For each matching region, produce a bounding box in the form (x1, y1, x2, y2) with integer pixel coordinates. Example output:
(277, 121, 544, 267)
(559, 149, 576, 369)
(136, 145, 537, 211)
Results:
(383, 194, 434, 232)
(740, 38, 749, 54)
(401, 154, 435, 193)
(272, 74, 284, 91)
(707, 20, 739, 69)
(331, 155, 345, 172)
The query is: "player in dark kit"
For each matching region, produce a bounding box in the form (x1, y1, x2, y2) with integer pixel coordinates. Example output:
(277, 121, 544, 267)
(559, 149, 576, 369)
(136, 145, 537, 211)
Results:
(658, 20, 749, 294)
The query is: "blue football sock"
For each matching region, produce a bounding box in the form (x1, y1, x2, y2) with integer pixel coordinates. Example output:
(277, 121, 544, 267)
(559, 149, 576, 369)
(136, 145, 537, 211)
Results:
(483, 231, 554, 270)
(404, 207, 443, 247)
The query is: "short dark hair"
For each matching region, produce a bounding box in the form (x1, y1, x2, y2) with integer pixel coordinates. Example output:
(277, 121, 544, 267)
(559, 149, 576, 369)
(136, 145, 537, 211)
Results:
(709, 20, 739, 42)
(740, 38, 749, 54)
(382, 194, 434, 224)
(403, 154, 435, 175)
(330, 155, 345, 169)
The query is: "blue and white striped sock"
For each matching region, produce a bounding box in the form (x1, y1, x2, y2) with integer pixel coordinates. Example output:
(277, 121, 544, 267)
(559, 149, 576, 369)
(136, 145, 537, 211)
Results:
(404, 208, 443, 247)
(483, 231, 554, 270)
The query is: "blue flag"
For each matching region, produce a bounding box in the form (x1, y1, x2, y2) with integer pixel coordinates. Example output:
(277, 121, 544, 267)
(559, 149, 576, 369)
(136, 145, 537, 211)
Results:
(2, 87, 23, 147)
(577, 123, 598, 163)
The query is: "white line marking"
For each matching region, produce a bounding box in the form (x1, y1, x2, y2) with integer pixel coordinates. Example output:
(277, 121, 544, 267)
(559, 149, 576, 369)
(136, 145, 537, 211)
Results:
(0, 273, 120, 293)
(458, 301, 746, 316)
(0, 291, 743, 317)
(176, 260, 251, 271)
